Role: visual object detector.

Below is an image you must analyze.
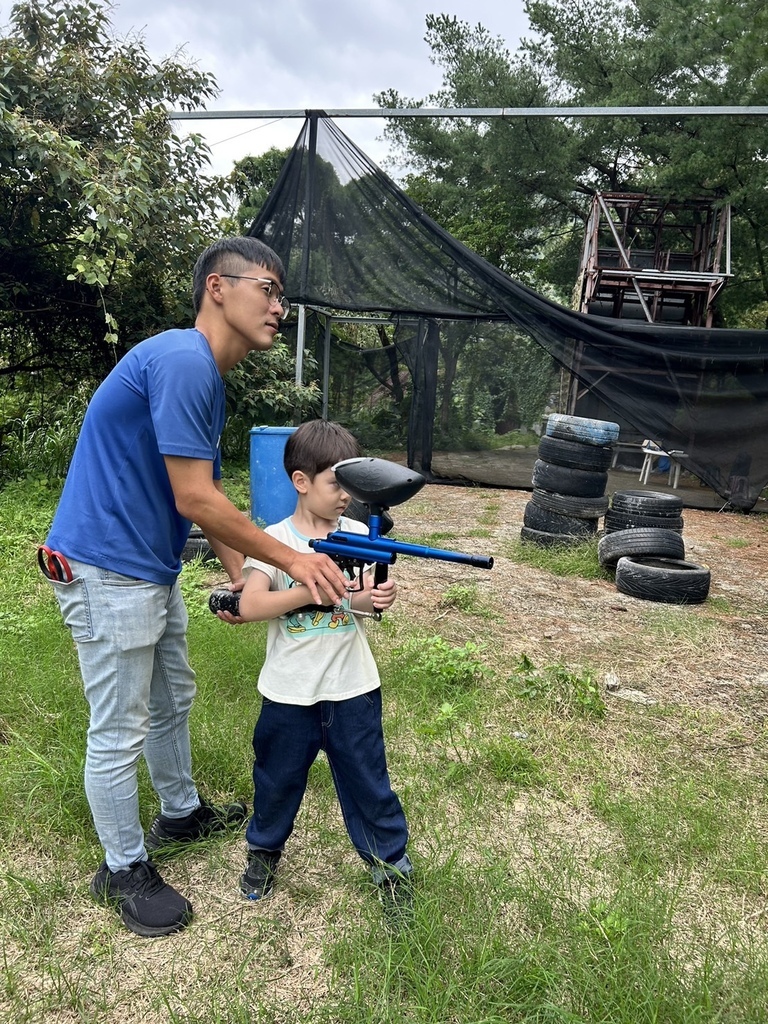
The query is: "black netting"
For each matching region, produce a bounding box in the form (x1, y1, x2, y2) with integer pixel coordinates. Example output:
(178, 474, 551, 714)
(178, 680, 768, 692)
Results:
(250, 115, 768, 510)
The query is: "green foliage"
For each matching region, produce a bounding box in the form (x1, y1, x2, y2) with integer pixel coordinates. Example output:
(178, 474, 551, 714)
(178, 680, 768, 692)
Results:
(439, 582, 494, 619)
(221, 341, 321, 460)
(440, 583, 480, 612)
(0, 388, 88, 484)
(178, 556, 221, 626)
(378, 2, 768, 320)
(510, 652, 606, 719)
(481, 736, 545, 786)
(394, 633, 492, 695)
(0, 0, 228, 391)
(221, 464, 251, 513)
(229, 149, 291, 232)
(416, 701, 471, 774)
(577, 898, 631, 947)
(511, 533, 608, 579)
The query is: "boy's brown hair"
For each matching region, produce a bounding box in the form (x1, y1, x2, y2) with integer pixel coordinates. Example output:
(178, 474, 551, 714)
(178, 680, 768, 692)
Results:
(284, 420, 361, 480)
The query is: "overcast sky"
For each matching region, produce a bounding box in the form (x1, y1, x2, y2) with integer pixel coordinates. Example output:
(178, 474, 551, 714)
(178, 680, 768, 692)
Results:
(96, 0, 531, 176)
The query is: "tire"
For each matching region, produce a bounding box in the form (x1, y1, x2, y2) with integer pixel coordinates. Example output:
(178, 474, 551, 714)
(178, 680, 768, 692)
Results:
(530, 489, 610, 519)
(538, 435, 613, 472)
(614, 556, 711, 604)
(605, 509, 684, 533)
(532, 460, 608, 498)
(611, 489, 683, 516)
(181, 528, 216, 563)
(545, 413, 620, 447)
(520, 526, 586, 548)
(598, 527, 685, 568)
(523, 501, 598, 536)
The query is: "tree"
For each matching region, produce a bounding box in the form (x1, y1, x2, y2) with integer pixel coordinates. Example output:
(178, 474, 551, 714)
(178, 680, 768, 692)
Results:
(230, 148, 291, 233)
(0, 0, 227, 390)
(522, 0, 768, 319)
(376, 2, 768, 322)
(376, 15, 585, 295)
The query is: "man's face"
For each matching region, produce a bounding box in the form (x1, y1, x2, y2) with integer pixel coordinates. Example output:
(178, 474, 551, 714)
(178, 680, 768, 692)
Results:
(218, 263, 287, 352)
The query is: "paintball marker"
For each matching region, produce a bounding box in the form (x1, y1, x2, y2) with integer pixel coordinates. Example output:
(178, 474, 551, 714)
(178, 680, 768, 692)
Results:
(209, 457, 493, 622)
(308, 457, 493, 616)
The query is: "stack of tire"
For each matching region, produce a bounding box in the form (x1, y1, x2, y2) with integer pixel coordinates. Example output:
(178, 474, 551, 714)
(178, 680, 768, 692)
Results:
(598, 489, 711, 604)
(521, 414, 619, 547)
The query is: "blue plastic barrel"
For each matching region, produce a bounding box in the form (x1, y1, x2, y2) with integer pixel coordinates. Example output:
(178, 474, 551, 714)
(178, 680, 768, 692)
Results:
(249, 426, 297, 526)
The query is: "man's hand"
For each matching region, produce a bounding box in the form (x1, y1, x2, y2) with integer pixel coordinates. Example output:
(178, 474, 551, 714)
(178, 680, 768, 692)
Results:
(287, 552, 349, 605)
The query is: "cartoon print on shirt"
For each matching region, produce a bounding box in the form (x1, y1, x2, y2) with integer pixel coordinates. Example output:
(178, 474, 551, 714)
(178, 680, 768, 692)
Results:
(283, 578, 353, 635)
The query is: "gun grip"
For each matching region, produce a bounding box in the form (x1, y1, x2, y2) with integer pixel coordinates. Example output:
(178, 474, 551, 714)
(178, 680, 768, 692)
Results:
(374, 562, 388, 587)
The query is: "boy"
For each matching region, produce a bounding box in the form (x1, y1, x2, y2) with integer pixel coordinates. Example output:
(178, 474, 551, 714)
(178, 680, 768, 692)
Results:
(217, 420, 412, 903)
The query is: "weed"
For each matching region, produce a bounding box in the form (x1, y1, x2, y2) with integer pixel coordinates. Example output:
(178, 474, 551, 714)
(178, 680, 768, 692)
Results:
(394, 633, 493, 695)
(426, 531, 458, 543)
(439, 582, 489, 615)
(481, 736, 544, 786)
(416, 701, 469, 766)
(508, 534, 609, 579)
(510, 652, 606, 719)
(179, 556, 223, 624)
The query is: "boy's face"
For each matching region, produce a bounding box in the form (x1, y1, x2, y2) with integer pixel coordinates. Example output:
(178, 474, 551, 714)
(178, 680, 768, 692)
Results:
(302, 467, 351, 522)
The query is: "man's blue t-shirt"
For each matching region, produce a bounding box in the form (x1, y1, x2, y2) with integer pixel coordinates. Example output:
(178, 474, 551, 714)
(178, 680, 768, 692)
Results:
(47, 329, 225, 585)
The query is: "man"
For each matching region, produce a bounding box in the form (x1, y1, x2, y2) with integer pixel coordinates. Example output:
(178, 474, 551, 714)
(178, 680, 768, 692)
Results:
(44, 237, 348, 938)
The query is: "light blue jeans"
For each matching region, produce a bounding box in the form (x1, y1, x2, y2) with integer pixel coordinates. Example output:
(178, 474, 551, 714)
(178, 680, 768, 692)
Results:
(51, 558, 200, 871)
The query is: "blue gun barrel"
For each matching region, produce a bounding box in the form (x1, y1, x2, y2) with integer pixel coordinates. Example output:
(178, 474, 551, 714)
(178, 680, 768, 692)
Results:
(310, 531, 493, 570)
(310, 538, 397, 566)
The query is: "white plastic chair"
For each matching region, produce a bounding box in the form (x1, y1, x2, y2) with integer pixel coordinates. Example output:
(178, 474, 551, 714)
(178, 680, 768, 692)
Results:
(639, 440, 686, 488)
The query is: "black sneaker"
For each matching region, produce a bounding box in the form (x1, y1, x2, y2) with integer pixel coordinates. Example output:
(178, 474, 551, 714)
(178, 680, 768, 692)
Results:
(145, 797, 248, 852)
(240, 848, 281, 901)
(376, 872, 415, 913)
(90, 859, 193, 937)
(373, 859, 415, 922)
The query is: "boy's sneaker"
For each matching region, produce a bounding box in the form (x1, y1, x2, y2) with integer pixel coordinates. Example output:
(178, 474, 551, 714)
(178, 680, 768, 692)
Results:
(145, 797, 248, 852)
(240, 848, 281, 901)
(90, 859, 193, 937)
(372, 856, 415, 919)
(376, 872, 415, 912)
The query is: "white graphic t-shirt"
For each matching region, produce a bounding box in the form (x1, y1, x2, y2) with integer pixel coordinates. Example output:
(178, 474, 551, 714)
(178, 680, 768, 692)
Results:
(243, 516, 380, 705)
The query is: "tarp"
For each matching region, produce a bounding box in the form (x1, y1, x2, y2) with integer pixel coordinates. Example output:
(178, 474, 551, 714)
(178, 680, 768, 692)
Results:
(250, 115, 768, 510)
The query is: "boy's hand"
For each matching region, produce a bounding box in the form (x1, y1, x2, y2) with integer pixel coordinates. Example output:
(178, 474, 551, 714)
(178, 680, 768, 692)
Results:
(370, 578, 397, 611)
(287, 552, 349, 605)
(209, 587, 245, 625)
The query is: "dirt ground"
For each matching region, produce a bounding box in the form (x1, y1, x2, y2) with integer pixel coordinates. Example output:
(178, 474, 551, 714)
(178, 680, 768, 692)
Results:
(388, 483, 768, 718)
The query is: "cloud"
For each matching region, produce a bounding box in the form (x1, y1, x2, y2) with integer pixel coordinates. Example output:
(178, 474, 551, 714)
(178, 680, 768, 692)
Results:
(55, 0, 531, 172)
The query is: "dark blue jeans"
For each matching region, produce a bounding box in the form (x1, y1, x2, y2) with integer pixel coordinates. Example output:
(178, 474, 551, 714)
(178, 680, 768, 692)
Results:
(246, 689, 409, 870)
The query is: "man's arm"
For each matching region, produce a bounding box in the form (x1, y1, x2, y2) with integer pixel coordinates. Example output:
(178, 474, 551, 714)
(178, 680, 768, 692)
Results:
(164, 455, 348, 604)
(205, 479, 246, 586)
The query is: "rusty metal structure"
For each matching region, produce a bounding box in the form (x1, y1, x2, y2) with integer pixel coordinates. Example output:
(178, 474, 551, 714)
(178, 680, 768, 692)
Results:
(576, 192, 731, 327)
(569, 192, 732, 437)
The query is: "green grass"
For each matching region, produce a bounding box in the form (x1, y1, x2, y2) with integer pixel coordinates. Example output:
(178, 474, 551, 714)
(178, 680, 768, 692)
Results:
(508, 533, 611, 579)
(1, 476, 767, 1023)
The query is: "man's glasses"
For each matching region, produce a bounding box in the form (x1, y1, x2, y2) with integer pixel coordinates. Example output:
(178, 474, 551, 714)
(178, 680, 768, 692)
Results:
(220, 275, 292, 320)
